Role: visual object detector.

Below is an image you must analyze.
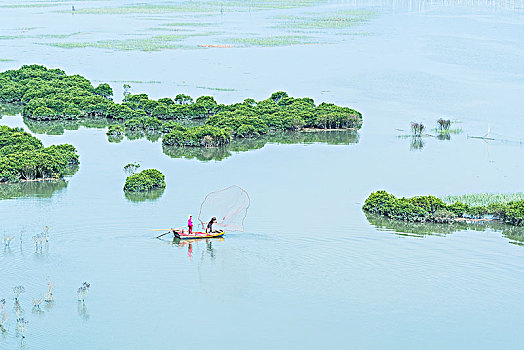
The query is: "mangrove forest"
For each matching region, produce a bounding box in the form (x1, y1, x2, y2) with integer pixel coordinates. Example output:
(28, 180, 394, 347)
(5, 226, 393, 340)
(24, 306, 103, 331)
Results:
(0, 125, 79, 182)
(363, 190, 524, 226)
(0, 65, 363, 148)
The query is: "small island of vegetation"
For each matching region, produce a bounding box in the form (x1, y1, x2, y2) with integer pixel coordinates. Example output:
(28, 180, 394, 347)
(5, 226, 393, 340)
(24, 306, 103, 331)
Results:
(123, 169, 166, 192)
(0, 125, 79, 182)
(363, 190, 524, 226)
(0, 65, 363, 149)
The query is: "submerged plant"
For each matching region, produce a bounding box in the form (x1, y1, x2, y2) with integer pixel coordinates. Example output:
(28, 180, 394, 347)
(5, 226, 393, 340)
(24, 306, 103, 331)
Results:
(77, 282, 90, 301)
(32, 299, 43, 308)
(13, 286, 25, 301)
(45, 279, 55, 302)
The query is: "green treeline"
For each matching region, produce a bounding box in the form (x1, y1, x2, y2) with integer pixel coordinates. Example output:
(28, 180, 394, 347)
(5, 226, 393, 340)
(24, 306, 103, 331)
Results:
(363, 190, 524, 226)
(123, 169, 166, 192)
(0, 65, 362, 147)
(0, 125, 79, 182)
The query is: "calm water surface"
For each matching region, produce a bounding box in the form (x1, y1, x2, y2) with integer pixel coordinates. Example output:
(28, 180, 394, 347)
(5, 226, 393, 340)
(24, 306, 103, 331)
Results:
(1, 0, 524, 349)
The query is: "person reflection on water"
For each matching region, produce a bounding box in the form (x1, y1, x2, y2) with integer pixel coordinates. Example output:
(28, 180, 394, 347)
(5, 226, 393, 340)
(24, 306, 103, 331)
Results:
(206, 217, 217, 234)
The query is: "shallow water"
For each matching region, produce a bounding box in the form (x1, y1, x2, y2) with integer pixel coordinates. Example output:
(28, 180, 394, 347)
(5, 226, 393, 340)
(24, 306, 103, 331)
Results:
(1, 0, 524, 349)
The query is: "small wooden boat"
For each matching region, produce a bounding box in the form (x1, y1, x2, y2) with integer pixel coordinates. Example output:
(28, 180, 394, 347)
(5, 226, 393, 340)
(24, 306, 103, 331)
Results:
(172, 229, 225, 240)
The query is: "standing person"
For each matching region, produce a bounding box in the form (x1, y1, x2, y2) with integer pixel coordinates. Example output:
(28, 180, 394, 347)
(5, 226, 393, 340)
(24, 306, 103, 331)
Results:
(188, 215, 193, 235)
(206, 217, 217, 234)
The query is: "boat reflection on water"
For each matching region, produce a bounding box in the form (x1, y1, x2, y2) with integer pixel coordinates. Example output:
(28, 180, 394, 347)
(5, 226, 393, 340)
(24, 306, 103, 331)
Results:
(365, 212, 524, 245)
(172, 237, 224, 260)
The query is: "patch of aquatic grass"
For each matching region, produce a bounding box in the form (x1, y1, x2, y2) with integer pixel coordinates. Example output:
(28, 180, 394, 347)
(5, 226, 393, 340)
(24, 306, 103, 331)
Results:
(196, 86, 236, 92)
(62, 3, 219, 14)
(93, 80, 162, 84)
(442, 193, 524, 207)
(46, 34, 196, 51)
(36, 32, 83, 39)
(160, 22, 215, 27)
(0, 35, 25, 40)
(0, 59, 14, 62)
(248, 0, 326, 9)
(0, 3, 62, 8)
(225, 35, 319, 47)
(274, 11, 375, 30)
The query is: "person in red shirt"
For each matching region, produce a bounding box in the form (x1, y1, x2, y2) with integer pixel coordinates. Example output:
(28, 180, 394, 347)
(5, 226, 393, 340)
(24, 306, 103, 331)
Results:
(188, 215, 193, 235)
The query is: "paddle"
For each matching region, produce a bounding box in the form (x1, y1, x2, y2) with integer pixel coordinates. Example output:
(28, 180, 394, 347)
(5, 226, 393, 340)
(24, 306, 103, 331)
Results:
(156, 230, 172, 239)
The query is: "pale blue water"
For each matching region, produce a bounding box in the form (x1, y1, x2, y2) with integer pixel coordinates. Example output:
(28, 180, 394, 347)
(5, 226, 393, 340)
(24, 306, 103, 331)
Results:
(1, 1, 524, 349)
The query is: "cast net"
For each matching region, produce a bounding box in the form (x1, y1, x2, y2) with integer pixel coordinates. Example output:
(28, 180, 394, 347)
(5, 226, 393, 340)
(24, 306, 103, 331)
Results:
(198, 185, 250, 232)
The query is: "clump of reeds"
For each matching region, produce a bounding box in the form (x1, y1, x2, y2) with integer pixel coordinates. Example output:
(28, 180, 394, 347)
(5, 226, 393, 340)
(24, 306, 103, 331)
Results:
(410, 122, 425, 136)
(45, 278, 55, 302)
(32, 299, 43, 309)
(442, 192, 524, 207)
(77, 282, 90, 301)
(43, 226, 50, 242)
(437, 118, 451, 131)
(0, 299, 6, 328)
(2, 235, 14, 247)
(32, 234, 44, 250)
(16, 318, 28, 339)
(124, 162, 141, 174)
(13, 286, 25, 301)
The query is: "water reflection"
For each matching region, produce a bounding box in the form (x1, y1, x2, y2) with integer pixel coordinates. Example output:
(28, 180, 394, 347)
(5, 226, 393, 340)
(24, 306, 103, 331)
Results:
(124, 188, 165, 202)
(365, 212, 524, 244)
(77, 301, 89, 321)
(0, 180, 68, 200)
(23, 117, 110, 135)
(0, 104, 23, 117)
(164, 130, 360, 161)
(172, 237, 222, 261)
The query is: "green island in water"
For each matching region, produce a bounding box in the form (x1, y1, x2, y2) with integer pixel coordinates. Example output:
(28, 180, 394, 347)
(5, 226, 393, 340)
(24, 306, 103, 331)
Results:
(0, 125, 78, 183)
(0, 64, 363, 150)
(363, 190, 524, 228)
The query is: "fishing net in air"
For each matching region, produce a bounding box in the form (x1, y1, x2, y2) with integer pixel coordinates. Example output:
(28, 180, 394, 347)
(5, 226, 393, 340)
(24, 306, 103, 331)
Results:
(198, 185, 250, 232)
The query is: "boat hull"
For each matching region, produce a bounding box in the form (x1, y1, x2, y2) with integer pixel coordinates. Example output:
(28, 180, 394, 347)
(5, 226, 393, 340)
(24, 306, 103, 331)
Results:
(173, 230, 225, 240)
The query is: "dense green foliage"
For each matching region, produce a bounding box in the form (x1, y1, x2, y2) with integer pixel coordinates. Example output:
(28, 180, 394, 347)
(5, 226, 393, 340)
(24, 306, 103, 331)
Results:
(0, 65, 363, 148)
(0, 125, 79, 182)
(123, 169, 166, 192)
(363, 190, 524, 226)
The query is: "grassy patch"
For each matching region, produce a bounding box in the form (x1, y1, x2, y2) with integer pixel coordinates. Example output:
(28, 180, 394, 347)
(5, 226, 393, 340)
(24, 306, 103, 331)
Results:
(196, 86, 236, 92)
(62, 3, 219, 14)
(46, 34, 195, 51)
(442, 193, 524, 207)
(0, 59, 14, 62)
(0, 3, 62, 8)
(275, 10, 375, 30)
(225, 35, 319, 47)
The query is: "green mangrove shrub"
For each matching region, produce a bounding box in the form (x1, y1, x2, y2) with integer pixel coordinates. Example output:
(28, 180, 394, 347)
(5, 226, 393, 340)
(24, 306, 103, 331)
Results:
(106, 124, 124, 136)
(0, 126, 79, 182)
(123, 169, 166, 192)
(363, 190, 524, 226)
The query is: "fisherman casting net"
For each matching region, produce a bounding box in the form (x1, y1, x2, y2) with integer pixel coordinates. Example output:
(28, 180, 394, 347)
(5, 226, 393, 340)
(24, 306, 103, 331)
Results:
(198, 185, 250, 232)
